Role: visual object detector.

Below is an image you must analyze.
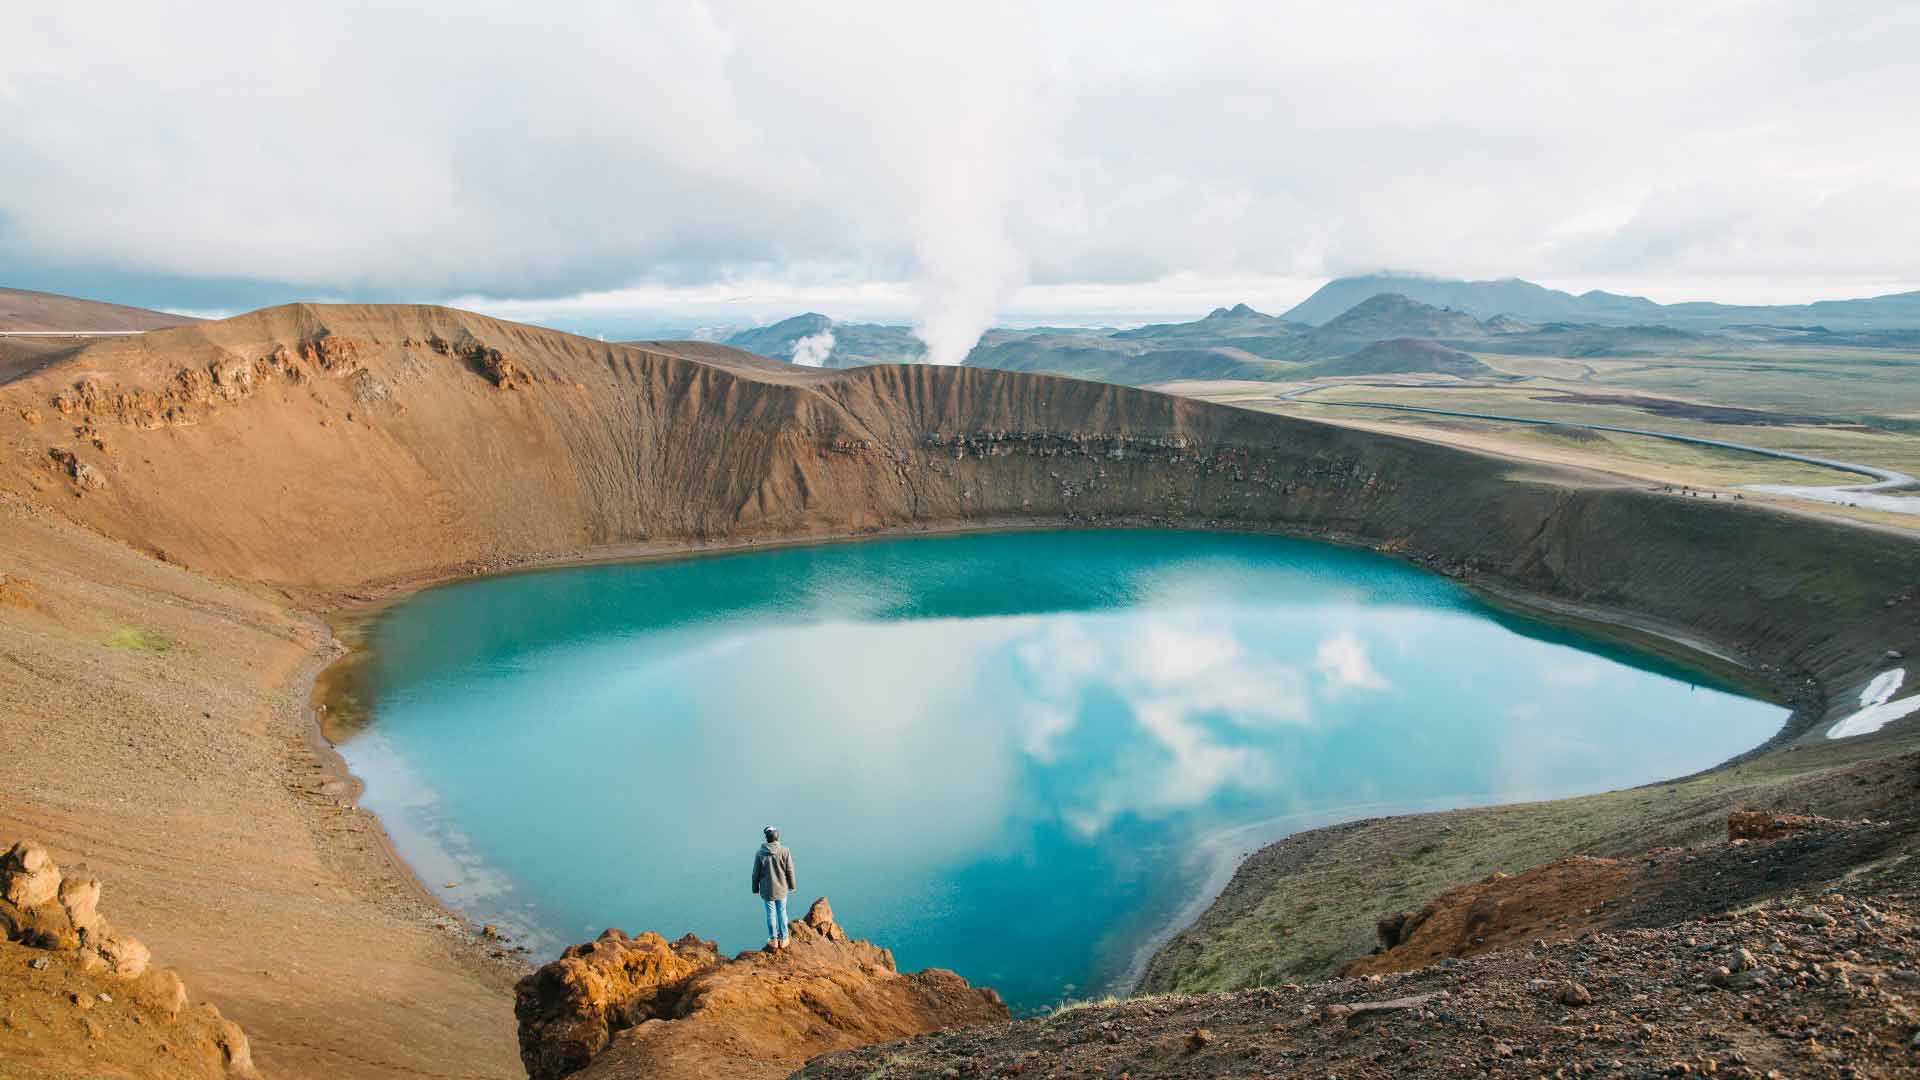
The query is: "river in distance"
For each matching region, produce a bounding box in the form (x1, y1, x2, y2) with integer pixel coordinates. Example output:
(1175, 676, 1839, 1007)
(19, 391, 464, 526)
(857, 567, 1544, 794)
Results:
(335, 529, 1782, 1012)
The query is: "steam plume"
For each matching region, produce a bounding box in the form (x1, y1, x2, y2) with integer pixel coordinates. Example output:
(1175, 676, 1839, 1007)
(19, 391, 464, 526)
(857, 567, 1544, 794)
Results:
(905, 79, 1029, 366)
(789, 328, 835, 367)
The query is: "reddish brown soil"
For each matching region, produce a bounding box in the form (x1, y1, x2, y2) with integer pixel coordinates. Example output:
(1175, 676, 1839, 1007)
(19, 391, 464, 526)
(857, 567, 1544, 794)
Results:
(1344, 856, 1632, 976)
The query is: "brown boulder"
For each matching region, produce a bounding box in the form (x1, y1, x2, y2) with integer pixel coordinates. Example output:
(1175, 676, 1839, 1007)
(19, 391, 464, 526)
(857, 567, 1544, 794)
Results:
(59, 875, 103, 938)
(99, 931, 152, 978)
(801, 896, 850, 943)
(3, 840, 62, 908)
(212, 1013, 257, 1076)
(518, 898, 1006, 1080)
(1, 895, 80, 950)
(136, 967, 192, 1018)
(514, 929, 722, 1080)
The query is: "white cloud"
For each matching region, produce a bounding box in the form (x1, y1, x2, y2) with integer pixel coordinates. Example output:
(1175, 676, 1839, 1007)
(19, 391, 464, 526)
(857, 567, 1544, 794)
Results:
(1004, 615, 1326, 835)
(1129, 620, 1314, 726)
(1018, 702, 1077, 765)
(1130, 700, 1271, 811)
(6, 2, 1919, 344)
(1313, 630, 1389, 697)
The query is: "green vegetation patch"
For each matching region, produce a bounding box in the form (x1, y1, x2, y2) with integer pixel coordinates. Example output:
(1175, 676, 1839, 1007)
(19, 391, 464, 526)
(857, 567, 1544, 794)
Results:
(103, 625, 173, 652)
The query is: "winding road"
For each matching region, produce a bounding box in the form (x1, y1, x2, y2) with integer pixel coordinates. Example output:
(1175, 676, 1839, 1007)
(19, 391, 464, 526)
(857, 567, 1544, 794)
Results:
(1280, 382, 1920, 516)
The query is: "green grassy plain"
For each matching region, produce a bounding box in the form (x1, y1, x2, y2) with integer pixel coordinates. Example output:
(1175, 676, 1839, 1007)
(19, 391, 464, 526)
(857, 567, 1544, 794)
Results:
(1164, 338, 1920, 530)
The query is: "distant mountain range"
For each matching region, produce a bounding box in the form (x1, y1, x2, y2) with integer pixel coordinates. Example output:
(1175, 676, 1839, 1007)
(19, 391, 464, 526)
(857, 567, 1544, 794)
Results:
(720, 313, 927, 368)
(719, 289, 1759, 386)
(1283, 274, 1920, 331)
(15, 273, 1918, 393)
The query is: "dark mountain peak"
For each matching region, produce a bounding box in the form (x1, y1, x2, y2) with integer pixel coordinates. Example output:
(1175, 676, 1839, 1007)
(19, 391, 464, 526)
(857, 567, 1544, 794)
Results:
(1484, 314, 1536, 334)
(1314, 293, 1486, 342)
(1347, 292, 1421, 311)
(1327, 293, 1441, 321)
(765, 312, 833, 333)
(1204, 302, 1267, 320)
(1108, 303, 1294, 347)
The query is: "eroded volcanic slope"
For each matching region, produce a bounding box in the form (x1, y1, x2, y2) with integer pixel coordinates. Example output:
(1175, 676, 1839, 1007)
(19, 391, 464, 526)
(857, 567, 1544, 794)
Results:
(5, 303, 1916, 719)
(0, 302, 1911, 621)
(3, 302, 1919, 1079)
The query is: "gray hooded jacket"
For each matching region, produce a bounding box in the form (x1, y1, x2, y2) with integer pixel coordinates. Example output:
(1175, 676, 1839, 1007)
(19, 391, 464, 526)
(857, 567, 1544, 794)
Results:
(751, 841, 796, 902)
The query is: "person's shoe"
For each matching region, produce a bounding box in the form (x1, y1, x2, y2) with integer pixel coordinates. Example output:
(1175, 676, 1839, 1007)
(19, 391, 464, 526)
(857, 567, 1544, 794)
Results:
(779, 936, 791, 949)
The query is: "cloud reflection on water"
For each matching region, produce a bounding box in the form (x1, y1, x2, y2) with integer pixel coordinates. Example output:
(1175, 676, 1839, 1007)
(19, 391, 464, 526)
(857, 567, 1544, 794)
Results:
(343, 532, 1784, 1011)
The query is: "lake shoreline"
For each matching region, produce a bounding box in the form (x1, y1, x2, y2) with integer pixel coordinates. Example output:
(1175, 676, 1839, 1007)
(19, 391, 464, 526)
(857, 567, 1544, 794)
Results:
(305, 515, 1811, 1004)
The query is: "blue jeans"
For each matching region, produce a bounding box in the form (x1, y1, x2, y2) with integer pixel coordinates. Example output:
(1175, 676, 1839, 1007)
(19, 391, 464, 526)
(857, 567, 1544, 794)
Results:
(764, 897, 788, 941)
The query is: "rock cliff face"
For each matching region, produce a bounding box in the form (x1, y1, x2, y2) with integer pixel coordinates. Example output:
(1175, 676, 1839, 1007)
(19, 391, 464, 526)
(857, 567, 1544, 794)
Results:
(513, 897, 1006, 1080)
(0, 839, 256, 1078)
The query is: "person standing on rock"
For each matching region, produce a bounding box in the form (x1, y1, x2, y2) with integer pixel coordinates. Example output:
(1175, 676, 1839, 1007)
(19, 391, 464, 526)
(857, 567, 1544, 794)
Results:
(751, 825, 797, 950)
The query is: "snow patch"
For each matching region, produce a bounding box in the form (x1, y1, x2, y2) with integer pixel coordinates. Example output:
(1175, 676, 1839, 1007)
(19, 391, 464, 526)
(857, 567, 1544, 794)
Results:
(1860, 667, 1905, 707)
(1828, 694, 1920, 739)
(1828, 667, 1919, 738)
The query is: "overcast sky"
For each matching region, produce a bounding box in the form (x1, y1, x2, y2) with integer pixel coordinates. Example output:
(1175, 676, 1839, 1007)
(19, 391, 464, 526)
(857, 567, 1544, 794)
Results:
(6, 2, 1918, 348)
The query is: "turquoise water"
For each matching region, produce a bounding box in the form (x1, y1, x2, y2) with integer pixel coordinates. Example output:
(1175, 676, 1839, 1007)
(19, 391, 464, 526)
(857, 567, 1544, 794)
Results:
(338, 530, 1782, 1012)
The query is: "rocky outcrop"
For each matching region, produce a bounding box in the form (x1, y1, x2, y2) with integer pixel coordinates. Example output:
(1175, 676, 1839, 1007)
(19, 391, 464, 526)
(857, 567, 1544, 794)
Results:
(0, 839, 255, 1078)
(514, 897, 1006, 1080)
(1727, 808, 1847, 842)
(47, 344, 330, 430)
(46, 446, 106, 492)
(515, 929, 722, 1079)
(36, 326, 530, 439)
